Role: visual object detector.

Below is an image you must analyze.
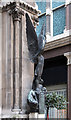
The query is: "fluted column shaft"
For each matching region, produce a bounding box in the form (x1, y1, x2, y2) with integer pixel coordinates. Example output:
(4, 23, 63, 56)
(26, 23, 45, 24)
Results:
(11, 6, 24, 112)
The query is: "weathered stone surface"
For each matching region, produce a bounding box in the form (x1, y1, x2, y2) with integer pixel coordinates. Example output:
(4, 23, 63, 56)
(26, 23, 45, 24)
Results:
(2, 88, 6, 109)
(0, 14, 2, 114)
(29, 112, 38, 118)
(6, 92, 11, 109)
(0, 0, 38, 117)
(21, 14, 34, 113)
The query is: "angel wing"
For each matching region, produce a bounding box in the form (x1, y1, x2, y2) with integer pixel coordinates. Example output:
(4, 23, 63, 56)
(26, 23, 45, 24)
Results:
(26, 13, 39, 62)
(38, 23, 46, 52)
(26, 13, 46, 62)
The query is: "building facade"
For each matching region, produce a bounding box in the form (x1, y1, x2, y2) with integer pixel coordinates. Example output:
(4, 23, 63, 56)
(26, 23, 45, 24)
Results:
(0, 0, 39, 118)
(36, 0, 71, 119)
(0, 0, 71, 119)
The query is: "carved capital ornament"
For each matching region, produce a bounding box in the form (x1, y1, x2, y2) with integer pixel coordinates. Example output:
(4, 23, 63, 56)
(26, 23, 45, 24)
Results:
(9, 7, 24, 21)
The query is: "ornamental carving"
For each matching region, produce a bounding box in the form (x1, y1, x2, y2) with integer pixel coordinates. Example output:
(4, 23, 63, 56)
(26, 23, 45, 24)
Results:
(9, 7, 24, 21)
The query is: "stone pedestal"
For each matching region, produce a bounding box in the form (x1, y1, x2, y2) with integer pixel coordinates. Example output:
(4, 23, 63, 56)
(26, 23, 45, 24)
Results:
(38, 114, 45, 119)
(29, 113, 38, 119)
(29, 113, 45, 120)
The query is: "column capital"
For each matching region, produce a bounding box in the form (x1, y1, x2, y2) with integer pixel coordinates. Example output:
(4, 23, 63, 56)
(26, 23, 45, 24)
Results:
(9, 7, 24, 21)
(64, 52, 71, 65)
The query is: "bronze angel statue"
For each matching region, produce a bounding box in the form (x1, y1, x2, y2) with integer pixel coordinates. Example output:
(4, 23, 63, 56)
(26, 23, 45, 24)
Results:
(26, 13, 46, 112)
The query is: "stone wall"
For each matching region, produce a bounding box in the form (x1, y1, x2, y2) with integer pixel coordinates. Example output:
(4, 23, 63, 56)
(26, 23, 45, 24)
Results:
(0, 1, 39, 118)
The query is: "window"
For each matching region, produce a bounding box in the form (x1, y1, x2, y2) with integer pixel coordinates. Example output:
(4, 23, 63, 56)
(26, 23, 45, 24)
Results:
(36, 15, 46, 36)
(52, 0, 65, 9)
(53, 6, 66, 36)
(36, 1, 46, 37)
(36, 0, 66, 38)
(36, 1, 46, 13)
(51, 0, 66, 36)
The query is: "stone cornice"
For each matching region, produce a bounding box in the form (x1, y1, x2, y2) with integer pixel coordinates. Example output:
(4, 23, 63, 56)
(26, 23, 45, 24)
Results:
(1, 1, 40, 15)
(44, 35, 71, 51)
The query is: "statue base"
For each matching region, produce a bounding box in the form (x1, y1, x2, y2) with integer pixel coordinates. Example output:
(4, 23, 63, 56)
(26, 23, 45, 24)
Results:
(29, 112, 38, 119)
(12, 109, 21, 114)
(29, 113, 45, 120)
(38, 114, 45, 119)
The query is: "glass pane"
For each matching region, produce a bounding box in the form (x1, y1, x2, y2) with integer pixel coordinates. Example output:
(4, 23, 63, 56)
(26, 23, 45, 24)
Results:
(52, 0, 65, 9)
(53, 6, 66, 36)
(36, 2, 46, 13)
(36, 15, 46, 36)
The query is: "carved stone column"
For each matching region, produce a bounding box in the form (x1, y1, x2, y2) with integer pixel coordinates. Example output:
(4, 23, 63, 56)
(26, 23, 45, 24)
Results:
(11, 6, 24, 112)
(64, 52, 71, 119)
(0, 10, 2, 117)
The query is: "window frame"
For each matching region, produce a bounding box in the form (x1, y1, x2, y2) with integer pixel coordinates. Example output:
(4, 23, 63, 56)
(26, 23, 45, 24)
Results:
(50, 0, 65, 37)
